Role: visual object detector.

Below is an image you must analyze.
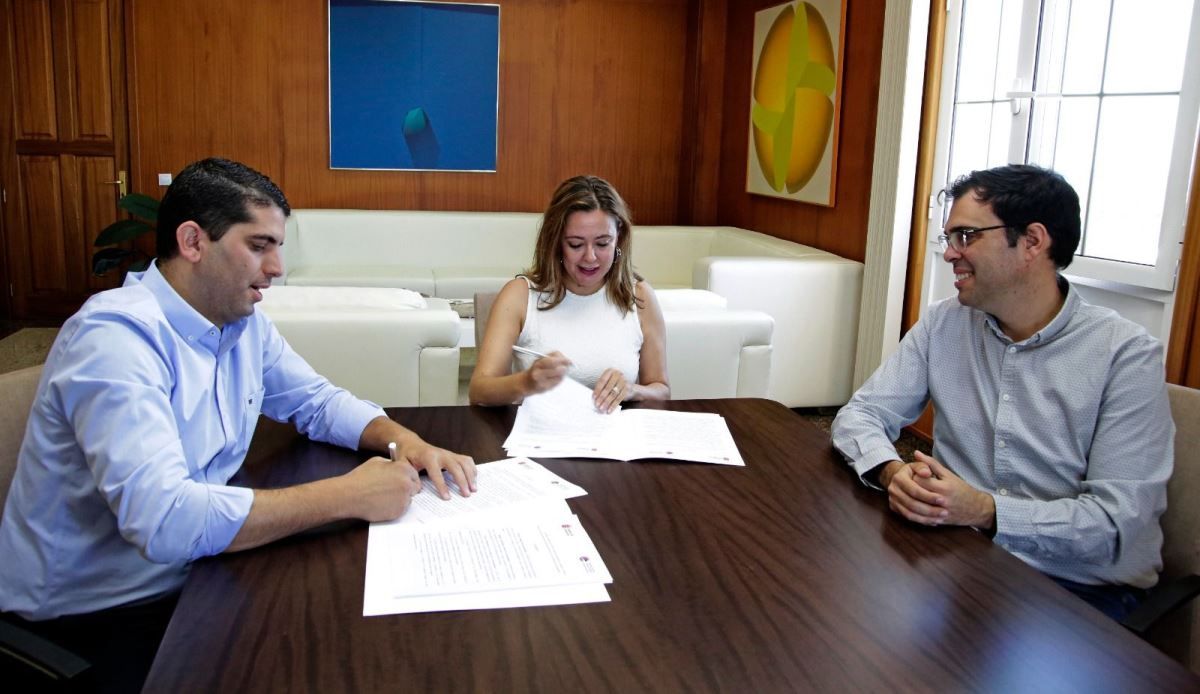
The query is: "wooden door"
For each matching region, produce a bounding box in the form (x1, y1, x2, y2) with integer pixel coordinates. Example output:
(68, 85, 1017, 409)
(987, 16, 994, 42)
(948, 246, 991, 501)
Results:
(0, 0, 128, 319)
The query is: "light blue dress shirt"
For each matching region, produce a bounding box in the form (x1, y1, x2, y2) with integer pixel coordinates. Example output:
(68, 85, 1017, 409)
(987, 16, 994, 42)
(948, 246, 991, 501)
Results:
(832, 280, 1173, 589)
(0, 263, 383, 619)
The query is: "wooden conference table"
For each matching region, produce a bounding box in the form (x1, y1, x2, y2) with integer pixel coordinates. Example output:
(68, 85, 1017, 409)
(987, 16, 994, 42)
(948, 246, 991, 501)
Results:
(145, 399, 1198, 691)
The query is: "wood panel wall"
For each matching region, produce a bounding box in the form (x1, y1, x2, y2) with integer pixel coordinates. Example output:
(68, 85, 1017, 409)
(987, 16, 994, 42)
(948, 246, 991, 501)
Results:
(711, 0, 886, 263)
(126, 0, 697, 223)
(125, 0, 886, 259)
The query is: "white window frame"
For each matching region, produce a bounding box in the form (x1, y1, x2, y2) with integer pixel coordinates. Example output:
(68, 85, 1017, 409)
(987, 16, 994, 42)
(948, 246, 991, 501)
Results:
(925, 0, 1200, 296)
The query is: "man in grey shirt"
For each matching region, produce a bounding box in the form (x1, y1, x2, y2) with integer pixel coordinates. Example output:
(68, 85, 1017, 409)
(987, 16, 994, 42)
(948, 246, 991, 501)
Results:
(832, 164, 1173, 620)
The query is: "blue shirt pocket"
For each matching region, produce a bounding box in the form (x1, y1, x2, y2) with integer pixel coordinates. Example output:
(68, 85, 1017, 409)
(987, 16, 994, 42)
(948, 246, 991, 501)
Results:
(241, 387, 265, 447)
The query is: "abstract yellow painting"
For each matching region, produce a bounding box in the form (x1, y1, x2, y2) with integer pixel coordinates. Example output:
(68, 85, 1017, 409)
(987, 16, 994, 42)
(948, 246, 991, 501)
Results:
(747, 0, 846, 206)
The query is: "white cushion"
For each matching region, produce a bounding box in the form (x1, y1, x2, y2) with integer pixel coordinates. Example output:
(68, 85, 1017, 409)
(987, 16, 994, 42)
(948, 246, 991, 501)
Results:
(655, 289, 727, 311)
(260, 286, 427, 312)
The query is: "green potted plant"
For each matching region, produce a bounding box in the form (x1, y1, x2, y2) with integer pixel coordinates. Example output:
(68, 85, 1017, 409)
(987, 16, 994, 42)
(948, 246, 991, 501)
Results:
(92, 192, 159, 275)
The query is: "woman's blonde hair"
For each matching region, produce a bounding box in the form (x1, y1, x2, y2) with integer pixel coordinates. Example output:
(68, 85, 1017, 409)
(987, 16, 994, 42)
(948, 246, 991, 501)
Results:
(523, 175, 641, 314)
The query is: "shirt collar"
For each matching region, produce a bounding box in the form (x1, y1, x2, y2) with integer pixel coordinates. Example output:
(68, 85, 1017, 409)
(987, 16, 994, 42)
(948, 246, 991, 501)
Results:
(124, 261, 249, 353)
(983, 275, 1077, 347)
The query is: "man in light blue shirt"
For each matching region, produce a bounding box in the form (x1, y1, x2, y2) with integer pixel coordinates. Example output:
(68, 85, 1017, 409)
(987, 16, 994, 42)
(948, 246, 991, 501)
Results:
(832, 165, 1173, 620)
(0, 158, 477, 690)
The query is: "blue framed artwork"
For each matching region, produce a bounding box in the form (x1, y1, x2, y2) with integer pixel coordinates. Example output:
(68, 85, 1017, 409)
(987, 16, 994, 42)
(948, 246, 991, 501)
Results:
(328, 0, 500, 171)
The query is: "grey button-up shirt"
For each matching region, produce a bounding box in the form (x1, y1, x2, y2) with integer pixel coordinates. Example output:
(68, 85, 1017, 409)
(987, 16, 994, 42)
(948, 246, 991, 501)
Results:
(832, 280, 1173, 588)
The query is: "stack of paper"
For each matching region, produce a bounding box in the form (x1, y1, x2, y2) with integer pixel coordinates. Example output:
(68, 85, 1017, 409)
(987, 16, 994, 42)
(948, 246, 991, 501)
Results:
(363, 457, 612, 616)
(503, 378, 746, 466)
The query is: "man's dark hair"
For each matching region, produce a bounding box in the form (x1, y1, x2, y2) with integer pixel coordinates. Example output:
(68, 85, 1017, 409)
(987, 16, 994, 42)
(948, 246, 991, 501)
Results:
(156, 157, 291, 259)
(946, 164, 1081, 269)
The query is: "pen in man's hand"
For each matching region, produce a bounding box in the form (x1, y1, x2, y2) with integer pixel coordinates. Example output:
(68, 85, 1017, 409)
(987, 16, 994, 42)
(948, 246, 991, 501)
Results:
(387, 442, 397, 462)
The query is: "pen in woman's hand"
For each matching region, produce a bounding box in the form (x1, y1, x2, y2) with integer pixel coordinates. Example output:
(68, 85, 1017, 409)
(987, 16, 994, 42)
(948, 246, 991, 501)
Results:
(512, 345, 550, 359)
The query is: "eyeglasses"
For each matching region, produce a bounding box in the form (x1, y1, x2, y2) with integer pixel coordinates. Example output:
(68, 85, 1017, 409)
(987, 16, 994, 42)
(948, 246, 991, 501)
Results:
(937, 224, 1012, 252)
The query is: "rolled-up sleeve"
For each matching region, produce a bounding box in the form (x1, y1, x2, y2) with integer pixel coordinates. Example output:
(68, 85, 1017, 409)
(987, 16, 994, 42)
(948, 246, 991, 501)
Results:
(832, 316, 933, 486)
(53, 318, 254, 564)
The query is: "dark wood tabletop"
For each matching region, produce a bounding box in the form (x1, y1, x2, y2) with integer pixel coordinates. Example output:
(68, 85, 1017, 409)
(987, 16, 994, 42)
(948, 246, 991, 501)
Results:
(144, 399, 1199, 692)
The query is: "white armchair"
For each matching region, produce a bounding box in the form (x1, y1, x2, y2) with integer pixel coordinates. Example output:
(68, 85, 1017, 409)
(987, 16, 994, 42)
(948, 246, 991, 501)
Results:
(258, 288, 461, 407)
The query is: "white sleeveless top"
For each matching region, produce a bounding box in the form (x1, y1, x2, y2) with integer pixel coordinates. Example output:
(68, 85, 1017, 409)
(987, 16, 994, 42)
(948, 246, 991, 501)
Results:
(514, 278, 643, 389)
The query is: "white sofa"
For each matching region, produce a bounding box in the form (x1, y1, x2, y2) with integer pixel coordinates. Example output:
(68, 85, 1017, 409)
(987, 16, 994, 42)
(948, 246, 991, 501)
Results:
(280, 210, 863, 407)
(257, 287, 460, 407)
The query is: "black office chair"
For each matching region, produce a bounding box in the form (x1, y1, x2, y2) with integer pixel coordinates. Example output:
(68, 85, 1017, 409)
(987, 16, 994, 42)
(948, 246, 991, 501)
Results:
(1121, 383, 1200, 675)
(0, 365, 91, 686)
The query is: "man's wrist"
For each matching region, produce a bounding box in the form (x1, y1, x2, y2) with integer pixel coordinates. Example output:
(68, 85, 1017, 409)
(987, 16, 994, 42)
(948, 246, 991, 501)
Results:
(362, 416, 424, 457)
(973, 491, 997, 533)
(392, 430, 428, 459)
(871, 460, 903, 488)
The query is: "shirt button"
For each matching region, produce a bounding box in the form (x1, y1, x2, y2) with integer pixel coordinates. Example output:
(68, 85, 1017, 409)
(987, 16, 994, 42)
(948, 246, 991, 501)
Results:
(998, 488, 1009, 496)
(1002, 394, 1010, 402)
(1008, 346, 1016, 354)
(997, 440, 1006, 448)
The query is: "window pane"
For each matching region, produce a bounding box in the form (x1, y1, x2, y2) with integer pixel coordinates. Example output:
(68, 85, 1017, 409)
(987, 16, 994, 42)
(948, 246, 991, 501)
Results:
(947, 102, 1011, 189)
(991, 0, 1025, 100)
(950, 0, 1017, 102)
(1060, 0, 1111, 94)
(1104, 0, 1193, 94)
(1028, 97, 1061, 164)
(988, 102, 1011, 166)
(1029, 96, 1099, 223)
(1049, 96, 1099, 225)
(1083, 95, 1178, 264)
(1034, 0, 1071, 95)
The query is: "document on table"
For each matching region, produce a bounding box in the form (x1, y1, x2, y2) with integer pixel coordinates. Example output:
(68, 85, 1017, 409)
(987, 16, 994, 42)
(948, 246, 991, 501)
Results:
(513, 375, 617, 440)
(382, 457, 586, 526)
(365, 513, 611, 616)
(364, 458, 611, 616)
(504, 382, 745, 465)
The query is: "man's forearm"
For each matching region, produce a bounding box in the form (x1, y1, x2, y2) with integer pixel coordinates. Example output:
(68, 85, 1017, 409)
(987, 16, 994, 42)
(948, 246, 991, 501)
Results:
(225, 476, 352, 553)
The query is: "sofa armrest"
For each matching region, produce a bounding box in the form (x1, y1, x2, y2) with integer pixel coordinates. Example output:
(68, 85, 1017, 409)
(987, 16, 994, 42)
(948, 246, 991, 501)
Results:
(695, 256, 863, 407)
(419, 347, 461, 406)
(262, 309, 460, 408)
(662, 309, 774, 400)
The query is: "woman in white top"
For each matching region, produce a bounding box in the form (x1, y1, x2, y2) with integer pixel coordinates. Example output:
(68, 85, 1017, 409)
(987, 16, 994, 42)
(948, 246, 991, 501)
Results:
(469, 175, 669, 412)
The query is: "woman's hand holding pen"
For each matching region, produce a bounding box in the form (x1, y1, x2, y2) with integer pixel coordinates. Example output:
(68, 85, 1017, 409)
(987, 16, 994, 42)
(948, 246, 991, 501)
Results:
(523, 351, 572, 395)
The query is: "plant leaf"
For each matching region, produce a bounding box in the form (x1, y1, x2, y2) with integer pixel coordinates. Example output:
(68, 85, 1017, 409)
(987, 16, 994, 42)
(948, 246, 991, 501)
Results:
(92, 247, 134, 276)
(95, 219, 152, 247)
(119, 193, 160, 221)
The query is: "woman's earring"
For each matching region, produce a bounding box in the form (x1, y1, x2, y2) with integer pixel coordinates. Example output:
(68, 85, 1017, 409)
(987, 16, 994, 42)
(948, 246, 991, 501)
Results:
(616, 247, 622, 257)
